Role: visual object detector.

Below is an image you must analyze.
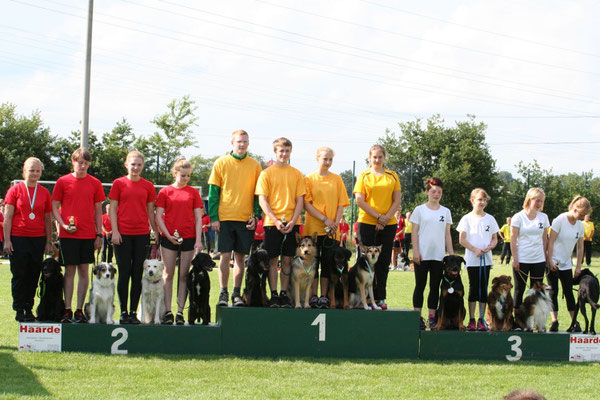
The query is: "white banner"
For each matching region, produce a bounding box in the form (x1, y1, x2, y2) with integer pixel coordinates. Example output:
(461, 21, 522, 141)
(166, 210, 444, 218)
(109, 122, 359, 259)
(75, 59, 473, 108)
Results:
(18, 323, 62, 352)
(569, 334, 600, 362)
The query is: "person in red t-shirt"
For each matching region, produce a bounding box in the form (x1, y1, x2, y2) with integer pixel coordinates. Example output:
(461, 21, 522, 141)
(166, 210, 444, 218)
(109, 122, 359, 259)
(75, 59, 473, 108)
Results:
(52, 148, 105, 323)
(4, 157, 54, 322)
(392, 209, 405, 270)
(155, 158, 204, 325)
(201, 214, 212, 253)
(253, 216, 265, 249)
(101, 203, 113, 263)
(339, 216, 350, 248)
(109, 151, 157, 325)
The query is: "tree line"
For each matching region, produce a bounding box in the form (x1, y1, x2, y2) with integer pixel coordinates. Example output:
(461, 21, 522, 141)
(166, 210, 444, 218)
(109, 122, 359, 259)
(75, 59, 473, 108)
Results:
(1, 99, 598, 250)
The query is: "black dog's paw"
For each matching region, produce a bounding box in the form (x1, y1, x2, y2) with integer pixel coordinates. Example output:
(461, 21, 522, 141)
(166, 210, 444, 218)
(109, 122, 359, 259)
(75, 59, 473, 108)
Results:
(591, 330, 596, 335)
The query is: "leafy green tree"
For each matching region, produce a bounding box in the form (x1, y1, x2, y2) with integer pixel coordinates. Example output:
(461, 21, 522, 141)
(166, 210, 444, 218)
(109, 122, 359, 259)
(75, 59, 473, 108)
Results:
(93, 119, 137, 183)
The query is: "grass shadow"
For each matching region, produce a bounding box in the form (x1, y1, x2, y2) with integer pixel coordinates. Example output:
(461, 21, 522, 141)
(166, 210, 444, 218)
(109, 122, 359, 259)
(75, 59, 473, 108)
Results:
(0, 351, 51, 397)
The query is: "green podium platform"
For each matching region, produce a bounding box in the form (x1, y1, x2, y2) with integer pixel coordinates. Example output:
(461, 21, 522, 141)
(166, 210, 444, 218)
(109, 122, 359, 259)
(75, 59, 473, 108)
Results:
(420, 330, 570, 361)
(217, 307, 420, 359)
(61, 323, 221, 355)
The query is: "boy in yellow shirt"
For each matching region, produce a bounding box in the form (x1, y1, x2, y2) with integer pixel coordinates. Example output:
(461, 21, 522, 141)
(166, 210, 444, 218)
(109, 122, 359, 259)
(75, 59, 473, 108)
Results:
(256, 138, 306, 308)
(583, 215, 595, 266)
(208, 130, 262, 307)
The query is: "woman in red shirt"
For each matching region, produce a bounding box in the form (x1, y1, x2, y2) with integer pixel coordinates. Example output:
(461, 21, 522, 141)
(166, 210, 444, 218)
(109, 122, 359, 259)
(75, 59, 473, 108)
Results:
(3, 157, 54, 322)
(155, 158, 204, 325)
(109, 151, 157, 324)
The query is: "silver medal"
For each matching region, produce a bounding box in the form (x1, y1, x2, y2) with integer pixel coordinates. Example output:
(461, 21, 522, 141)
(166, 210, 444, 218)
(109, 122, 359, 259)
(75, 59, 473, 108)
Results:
(448, 287, 454, 294)
(29, 212, 35, 220)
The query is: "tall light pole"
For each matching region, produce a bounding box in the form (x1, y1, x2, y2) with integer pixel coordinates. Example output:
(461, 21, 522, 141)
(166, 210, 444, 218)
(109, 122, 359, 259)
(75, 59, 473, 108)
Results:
(81, 0, 94, 149)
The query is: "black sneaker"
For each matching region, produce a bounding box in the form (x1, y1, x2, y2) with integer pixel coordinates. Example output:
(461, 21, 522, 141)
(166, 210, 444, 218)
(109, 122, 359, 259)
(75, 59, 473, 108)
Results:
(129, 312, 141, 325)
(428, 315, 437, 330)
(175, 312, 185, 325)
(309, 295, 319, 309)
(279, 293, 292, 308)
(317, 296, 330, 309)
(23, 309, 36, 322)
(120, 311, 130, 325)
(419, 317, 426, 331)
(61, 309, 73, 323)
(15, 310, 25, 322)
(162, 311, 174, 325)
(73, 309, 88, 323)
(268, 294, 280, 308)
(232, 293, 245, 307)
(549, 320, 559, 332)
(217, 291, 229, 307)
(569, 320, 582, 333)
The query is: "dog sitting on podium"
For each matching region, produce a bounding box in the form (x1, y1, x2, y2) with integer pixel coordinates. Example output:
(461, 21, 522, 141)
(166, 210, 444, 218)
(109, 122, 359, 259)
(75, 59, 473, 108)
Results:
(289, 233, 318, 308)
(349, 244, 382, 310)
(433, 255, 466, 331)
(187, 252, 215, 325)
(85, 262, 117, 324)
(327, 246, 353, 309)
(243, 245, 271, 307)
(486, 275, 514, 331)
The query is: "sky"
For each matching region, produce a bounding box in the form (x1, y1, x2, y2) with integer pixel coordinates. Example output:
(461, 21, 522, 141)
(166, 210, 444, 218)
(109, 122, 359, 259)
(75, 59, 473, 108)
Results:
(1, 0, 599, 180)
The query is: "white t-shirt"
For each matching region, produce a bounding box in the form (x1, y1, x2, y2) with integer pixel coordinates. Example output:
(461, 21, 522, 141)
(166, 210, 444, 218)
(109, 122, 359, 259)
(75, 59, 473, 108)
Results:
(511, 209, 550, 264)
(550, 212, 584, 270)
(456, 212, 499, 267)
(410, 203, 452, 261)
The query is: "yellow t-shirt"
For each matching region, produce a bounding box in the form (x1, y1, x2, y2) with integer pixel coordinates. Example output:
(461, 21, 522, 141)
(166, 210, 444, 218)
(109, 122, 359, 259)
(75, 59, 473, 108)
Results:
(304, 172, 350, 236)
(255, 164, 306, 226)
(583, 221, 595, 241)
(353, 168, 401, 225)
(499, 223, 511, 242)
(404, 220, 412, 234)
(208, 154, 262, 221)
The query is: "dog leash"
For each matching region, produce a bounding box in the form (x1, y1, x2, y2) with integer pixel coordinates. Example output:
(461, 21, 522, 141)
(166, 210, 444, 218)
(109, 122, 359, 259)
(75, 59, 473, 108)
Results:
(363, 258, 374, 279)
(36, 275, 46, 299)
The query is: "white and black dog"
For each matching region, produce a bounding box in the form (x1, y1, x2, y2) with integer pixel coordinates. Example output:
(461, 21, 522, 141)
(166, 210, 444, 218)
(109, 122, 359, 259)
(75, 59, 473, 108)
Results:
(140, 259, 165, 324)
(86, 262, 117, 324)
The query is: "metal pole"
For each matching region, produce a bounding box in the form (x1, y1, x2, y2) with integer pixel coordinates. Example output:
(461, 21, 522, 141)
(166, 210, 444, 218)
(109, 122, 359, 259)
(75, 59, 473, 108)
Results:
(81, 0, 94, 149)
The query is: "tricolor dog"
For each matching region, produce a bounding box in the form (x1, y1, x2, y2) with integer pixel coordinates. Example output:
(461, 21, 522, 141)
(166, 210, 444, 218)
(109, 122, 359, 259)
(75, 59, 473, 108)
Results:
(87, 262, 117, 324)
(289, 233, 318, 308)
(349, 244, 382, 310)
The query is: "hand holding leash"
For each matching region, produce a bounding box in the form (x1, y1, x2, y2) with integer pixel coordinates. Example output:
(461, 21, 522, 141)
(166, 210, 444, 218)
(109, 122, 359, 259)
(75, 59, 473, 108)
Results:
(44, 241, 55, 255)
(512, 259, 520, 272)
(413, 250, 422, 264)
(211, 220, 220, 232)
(194, 239, 204, 254)
(548, 260, 558, 272)
(246, 216, 257, 230)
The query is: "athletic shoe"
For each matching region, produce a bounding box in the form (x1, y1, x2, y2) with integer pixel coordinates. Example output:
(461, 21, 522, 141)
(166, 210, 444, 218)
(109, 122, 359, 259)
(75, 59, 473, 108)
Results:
(477, 318, 489, 332)
(467, 319, 477, 331)
(129, 312, 141, 325)
(317, 296, 330, 309)
(73, 309, 88, 323)
(549, 320, 559, 332)
(419, 317, 426, 330)
(120, 311, 130, 325)
(268, 294, 280, 308)
(376, 300, 388, 310)
(175, 312, 185, 325)
(232, 293, 245, 307)
(571, 320, 582, 333)
(23, 309, 36, 322)
(61, 309, 73, 323)
(279, 293, 292, 308)
(309, 295, 319, 309)
(15, 310, 25, 322)
(162, 311, 174, 325)
(428, 315, 437, 330)
(217, 291, 229, 307)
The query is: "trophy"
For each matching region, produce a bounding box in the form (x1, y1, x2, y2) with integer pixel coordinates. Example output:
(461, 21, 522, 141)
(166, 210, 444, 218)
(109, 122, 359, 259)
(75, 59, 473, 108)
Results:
(246, 214, 254, 229)
(150, 231, 156, 246)
(173, 229, 183, 244)
(67, 216, 76, 233)
(281, 216, 287, 227)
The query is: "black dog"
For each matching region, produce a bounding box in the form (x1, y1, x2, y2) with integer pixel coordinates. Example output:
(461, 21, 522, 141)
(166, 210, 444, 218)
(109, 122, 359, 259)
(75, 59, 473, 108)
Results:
(36, 258, 65, 322)
(567, 268, 599, 335)
(327, 246, 352, 309)
(434, 255, 466, 331)
(242, 246, 270, 307)
(187, 252, 215, 325)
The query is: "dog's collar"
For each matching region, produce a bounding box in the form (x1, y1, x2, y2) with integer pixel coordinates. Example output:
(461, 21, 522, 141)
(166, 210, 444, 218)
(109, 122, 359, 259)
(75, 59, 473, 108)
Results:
(295, 256, 314, 276)
(151, 278, 161, 284)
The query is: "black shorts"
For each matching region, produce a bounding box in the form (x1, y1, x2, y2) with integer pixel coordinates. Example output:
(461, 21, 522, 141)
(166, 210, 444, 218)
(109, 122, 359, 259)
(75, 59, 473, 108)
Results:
(160, 235, 195, 252)
(393, 240, 401, 248)
(216, 221, 253, 254)
(60, 238, 95, 266)
(264, 225, 300, 258)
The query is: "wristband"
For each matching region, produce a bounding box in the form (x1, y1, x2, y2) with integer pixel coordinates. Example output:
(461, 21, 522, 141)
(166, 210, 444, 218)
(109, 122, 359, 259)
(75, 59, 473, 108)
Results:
(321, 216, 327, 222)
(96, 234, 103, 238)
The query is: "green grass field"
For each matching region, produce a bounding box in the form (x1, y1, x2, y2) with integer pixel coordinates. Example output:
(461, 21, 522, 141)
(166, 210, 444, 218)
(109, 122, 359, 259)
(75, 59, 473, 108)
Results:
(1, 254, 599, 399)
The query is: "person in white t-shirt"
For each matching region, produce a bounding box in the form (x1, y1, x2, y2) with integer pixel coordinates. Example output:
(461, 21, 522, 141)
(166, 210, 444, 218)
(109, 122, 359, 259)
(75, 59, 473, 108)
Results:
(457, 188, 499, 332)
(510, 187, 550, 308)
(546, 195, 591, 332)
(410, 177, 454, 330)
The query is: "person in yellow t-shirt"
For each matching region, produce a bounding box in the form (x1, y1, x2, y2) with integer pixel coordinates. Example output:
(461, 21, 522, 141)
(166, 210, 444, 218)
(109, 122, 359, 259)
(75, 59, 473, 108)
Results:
(583, 215, 595, 266)
(304, 147, 350, 309)
(353, 144, 402, 310)
(208, 130, 262, 307)
(498, 217, 512, 265)
(402, 211, 412, 259)
(256, 137, 306, 308)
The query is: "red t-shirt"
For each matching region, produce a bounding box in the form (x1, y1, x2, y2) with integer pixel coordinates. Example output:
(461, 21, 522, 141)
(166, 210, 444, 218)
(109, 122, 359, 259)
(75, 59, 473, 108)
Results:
(155, 185, 204, 239)
(108, 176, 156, 235)
(102, 213, 112, 236)
(254, 218, 265, 240)
(202, 215, 211, 233)
(5, 182, 52, 237)
(52, 173, 105, 239)
(339, 222, 350, 239)
(395, 216, 405, 240)
(0, 212, 4, 241)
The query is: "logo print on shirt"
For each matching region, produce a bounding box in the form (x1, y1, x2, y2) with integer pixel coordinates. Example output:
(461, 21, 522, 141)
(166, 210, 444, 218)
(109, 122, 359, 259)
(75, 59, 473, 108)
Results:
(485, 225, 490, 232)
(576, 232, 579, 239)
(538, 223, 543, 229)
(439, 216, 445, 222)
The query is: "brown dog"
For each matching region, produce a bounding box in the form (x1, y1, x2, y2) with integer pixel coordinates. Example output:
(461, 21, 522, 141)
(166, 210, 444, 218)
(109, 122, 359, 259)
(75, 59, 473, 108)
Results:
(434, 255, 466, 331)
(327, 246, 352, 309)
(349, 244, 382, 310)
(486, 275, 515, 331)
(289, 233, 318, 308)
